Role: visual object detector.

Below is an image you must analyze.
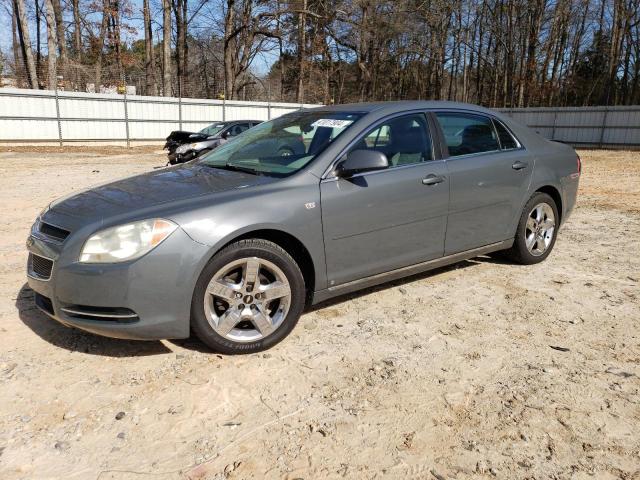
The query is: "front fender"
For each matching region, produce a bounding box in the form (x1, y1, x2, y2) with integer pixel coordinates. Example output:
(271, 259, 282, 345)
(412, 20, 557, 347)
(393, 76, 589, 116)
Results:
(168, 178, 327, 291)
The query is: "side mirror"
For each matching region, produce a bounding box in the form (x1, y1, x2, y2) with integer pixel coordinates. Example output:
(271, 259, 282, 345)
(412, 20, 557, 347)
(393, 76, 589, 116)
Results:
(335, 149, 389, 177)
(221, 131, 230, 139)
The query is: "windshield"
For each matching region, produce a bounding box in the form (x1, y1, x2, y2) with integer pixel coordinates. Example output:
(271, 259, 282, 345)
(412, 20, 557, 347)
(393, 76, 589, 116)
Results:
(199, 123, 226, 136)
(198, 111, 363, 176)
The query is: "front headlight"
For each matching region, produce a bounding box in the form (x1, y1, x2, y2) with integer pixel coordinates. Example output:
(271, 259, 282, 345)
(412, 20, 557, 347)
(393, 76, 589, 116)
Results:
(79, 219, 177, 263)
(176, 144, 189, 153)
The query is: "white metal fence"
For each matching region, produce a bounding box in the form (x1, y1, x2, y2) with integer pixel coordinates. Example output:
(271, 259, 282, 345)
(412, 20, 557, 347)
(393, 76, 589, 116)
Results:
(498, 106, 640, 149)
(1, 87, 639, 148)
(0, 87, 317, 145)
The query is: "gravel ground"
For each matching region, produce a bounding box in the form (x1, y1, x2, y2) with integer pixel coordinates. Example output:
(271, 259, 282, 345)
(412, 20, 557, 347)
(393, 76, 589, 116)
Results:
(0, 147, 638, 480)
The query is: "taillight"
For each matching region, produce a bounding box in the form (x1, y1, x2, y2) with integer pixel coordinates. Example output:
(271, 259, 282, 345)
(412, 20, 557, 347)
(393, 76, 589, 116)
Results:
(576, 154, 581, 174)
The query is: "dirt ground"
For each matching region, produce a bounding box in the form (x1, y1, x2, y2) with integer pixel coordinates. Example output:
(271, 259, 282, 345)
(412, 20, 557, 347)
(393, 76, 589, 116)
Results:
(0, 147, 638, 480)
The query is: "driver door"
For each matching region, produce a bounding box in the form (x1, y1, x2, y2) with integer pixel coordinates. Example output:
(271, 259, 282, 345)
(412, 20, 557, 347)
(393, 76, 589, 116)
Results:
(320, 113, 449, 287)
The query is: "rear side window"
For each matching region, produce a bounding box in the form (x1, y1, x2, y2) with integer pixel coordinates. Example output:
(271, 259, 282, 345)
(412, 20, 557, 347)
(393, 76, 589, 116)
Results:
(493, 120, 520, 150)
(436, 113, 499, 157)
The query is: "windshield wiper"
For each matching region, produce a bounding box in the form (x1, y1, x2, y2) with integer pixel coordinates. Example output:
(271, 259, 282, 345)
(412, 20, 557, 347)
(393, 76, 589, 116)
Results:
(201, 163, 262, 175)
(224, 163, 262, 175)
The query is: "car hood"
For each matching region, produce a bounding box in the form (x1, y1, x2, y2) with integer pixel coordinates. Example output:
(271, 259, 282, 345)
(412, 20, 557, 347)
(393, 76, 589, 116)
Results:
(165, 130, 208, 143)
(42, 163, 276, 231)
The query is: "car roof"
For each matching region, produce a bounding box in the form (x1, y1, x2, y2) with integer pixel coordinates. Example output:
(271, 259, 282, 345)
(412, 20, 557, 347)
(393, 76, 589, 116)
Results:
(303, 100, 499, 117)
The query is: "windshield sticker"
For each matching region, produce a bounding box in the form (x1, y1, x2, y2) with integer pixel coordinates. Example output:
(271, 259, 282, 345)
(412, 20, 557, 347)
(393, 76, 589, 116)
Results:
(311, 119, 354, 129)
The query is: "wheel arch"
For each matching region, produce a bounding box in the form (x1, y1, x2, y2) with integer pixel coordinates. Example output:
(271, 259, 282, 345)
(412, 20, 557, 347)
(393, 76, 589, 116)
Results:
(215, 228, 316, 306)
(534, 184, 563, 223)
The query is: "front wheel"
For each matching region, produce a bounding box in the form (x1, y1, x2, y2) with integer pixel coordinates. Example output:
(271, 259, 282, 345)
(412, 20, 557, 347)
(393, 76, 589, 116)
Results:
(191, 239, 306, 354)
(503, 192, 559, 264)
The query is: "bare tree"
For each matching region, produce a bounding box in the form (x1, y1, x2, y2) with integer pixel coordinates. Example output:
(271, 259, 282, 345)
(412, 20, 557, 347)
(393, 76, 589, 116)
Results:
(43, 0, 59, 89)
(143, 0, 157, 95)
(94, 0, 109, 88)
(3, 0, 640, 106)
(162, 0, 172, 95)
(13, 0, 39, 88)
(73, 0, 82, 59)
(50, 0, 67, 79)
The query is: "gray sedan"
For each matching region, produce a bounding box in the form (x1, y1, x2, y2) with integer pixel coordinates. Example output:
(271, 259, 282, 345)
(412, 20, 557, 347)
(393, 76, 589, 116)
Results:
(26, 101, 580, 354)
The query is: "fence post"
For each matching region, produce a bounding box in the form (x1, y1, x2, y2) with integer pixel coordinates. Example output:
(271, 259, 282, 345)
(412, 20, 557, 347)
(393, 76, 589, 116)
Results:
(599, 107, 609, 148)
(551, 110, 558, 141)
(267, 83, 271, 120)
(178, 77, 183, 130)
(222, 83, 226, 121)
(54, 77, 63, 147)
(122, 73, 130, 148)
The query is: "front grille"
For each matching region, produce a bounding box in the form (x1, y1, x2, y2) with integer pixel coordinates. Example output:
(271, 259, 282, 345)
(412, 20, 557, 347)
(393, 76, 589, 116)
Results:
(34, 293, 54, 315)
(39, 222, 70, 242)
(28, 253, 53, 280)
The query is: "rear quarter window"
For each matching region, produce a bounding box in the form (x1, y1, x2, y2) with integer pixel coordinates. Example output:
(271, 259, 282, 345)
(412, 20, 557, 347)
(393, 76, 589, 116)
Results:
(493, 120, 521, 150)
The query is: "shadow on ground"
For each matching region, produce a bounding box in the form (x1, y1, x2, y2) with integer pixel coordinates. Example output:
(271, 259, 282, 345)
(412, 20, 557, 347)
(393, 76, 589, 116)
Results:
(16, 255, 506, 356)
(309, 255, 499, 311)
(16, 283, 172, 357)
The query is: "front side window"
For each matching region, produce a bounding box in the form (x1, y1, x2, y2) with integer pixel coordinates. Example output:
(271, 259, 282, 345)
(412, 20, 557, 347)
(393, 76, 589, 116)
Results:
(230, 123, 251, 136)
(436, 113, 500, 157)
(350, 114, 433, 166)
(199, 111, 363, 177)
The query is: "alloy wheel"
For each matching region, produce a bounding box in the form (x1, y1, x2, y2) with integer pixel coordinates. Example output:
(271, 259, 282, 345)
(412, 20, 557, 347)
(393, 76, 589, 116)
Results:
(203, 257, 291, 342)
(525, 202, 556, 256)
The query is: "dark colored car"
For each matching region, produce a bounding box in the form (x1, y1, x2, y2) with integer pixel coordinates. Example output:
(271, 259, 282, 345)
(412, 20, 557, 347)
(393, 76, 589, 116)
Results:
(27, 101, 580, 354)
(165, 120, 261, 164)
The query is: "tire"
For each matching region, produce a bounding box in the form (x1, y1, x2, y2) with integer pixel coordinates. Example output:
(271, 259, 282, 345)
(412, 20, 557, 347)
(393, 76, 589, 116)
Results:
(191, 239, 306, 354)
(503, 192, 559, 265)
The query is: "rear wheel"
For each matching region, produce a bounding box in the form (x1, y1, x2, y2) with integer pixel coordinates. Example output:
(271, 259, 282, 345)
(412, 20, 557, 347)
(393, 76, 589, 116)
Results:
(191, 239, 305, 354)
(503, 192, 559, 264)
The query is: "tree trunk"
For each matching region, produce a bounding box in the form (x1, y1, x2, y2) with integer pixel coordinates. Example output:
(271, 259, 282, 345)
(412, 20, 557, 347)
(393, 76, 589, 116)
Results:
(162, 0, 172, 96)
(174, 0, 188, 96)
(43, 0, 58, 90)
(51, 0, 67, 80)
(143, 0, 157, 95)
(72, 0, 81, 58)
(36, 0, 41, 73)
(296, 0, 307, 103)
(182, 0, 188, 95)
(12, 7, 22, 84)
(94, 0, 109, 90)
(14, 0, 39, 89)
(112, 0, 123, 78)
(223, 0, 235, 100)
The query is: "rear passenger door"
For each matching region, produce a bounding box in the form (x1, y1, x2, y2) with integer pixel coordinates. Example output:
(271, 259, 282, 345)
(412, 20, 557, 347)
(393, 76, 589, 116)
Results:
(434, 112, 533, 255)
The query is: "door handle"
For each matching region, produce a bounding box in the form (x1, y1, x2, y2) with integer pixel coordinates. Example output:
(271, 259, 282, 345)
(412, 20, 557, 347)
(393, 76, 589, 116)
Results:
(512, 161, 529, 170)
(422, 174, 445, 186)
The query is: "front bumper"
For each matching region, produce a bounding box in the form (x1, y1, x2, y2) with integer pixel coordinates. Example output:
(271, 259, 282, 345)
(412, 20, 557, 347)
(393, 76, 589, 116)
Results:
(168, 150, 197, 164)
(26, 227, 210, 340)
